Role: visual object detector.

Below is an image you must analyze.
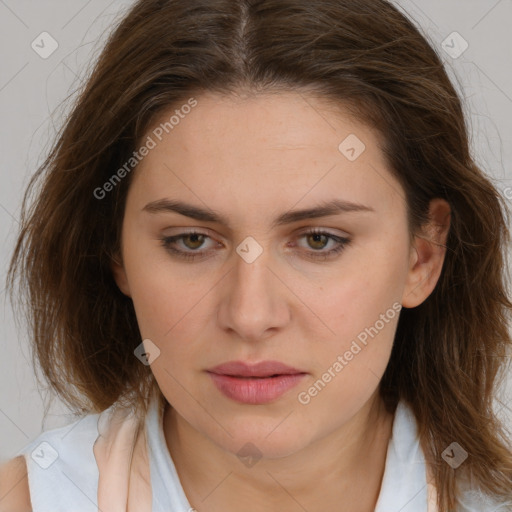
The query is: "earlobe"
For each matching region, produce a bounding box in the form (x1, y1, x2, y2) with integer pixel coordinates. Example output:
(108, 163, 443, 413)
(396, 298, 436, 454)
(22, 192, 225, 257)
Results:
(402, 199, 451, 308)
(110, 254, 131, 297)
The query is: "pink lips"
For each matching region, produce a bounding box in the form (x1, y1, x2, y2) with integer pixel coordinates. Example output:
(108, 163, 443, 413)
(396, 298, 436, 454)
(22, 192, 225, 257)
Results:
(207, 361, 307, 405)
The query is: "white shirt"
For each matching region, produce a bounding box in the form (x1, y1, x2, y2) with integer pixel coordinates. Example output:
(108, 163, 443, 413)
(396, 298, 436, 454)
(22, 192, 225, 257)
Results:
(16, 397, 509, 511)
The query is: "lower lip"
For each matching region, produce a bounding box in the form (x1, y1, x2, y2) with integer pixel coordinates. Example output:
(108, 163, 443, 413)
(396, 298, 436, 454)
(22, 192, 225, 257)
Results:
(208, 372, 306, 405)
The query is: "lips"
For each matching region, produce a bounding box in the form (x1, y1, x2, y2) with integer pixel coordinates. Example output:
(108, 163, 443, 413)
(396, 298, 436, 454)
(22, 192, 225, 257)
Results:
(208, 360, 304, 378)
(206, 360, 307, 404)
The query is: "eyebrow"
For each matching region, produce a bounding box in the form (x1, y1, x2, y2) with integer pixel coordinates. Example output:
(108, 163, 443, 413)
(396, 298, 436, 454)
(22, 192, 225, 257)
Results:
(142, 198, 374, 229)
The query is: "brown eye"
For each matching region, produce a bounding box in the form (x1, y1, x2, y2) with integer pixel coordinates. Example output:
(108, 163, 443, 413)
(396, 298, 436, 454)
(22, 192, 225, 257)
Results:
(160, 231, 217, 261)
(182, 233, 206, 250)
(161, 229, 350, 263)
(306, 233, 329, 250)
(295, 229, 352, 260)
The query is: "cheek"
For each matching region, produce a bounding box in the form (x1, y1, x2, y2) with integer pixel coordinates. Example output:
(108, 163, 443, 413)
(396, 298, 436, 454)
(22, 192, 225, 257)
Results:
(299, 240, 408, 341)
(294, 274, 401, 426)
(122, 232, 208, 337)
(123, 248, 225, 402)
(292, 242, 406, 399)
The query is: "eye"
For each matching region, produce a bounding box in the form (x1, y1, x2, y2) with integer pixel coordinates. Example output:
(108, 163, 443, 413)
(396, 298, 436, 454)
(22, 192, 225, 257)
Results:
(159, 228, 351, 262)
(160, 231, 218, 261)
(294, 228, 351, 260)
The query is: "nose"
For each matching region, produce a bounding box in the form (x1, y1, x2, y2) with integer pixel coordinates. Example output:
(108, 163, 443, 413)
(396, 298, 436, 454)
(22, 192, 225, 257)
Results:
(216, 242, 291, 343)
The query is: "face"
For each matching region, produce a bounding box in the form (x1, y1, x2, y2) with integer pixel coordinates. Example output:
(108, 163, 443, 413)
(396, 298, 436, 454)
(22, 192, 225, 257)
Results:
(112, 91, 447, 459)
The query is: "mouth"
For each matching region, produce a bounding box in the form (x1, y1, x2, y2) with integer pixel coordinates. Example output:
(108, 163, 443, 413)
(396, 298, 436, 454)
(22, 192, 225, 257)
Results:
(206, 360, 307, 404)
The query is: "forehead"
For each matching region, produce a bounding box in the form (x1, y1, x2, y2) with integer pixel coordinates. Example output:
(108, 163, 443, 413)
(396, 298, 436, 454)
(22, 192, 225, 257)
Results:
(129, 91, 405, 224)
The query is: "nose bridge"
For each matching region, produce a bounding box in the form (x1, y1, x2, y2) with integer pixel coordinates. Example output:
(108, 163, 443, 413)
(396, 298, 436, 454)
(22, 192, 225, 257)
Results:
(234, 244, 271, 301)
(217, 237, 289, 340)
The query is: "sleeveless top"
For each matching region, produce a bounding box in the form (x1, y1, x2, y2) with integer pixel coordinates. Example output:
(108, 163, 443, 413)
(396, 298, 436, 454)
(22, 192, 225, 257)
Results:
(16, 395, 509, 512)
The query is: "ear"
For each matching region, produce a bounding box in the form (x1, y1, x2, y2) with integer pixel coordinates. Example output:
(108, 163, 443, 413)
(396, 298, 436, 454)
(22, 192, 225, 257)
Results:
(110, 252, 132, 297)
(402, 198, 451, 308)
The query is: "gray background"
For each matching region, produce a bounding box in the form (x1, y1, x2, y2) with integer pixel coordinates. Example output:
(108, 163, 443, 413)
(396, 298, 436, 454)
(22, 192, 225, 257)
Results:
(1, 0, 511, 460)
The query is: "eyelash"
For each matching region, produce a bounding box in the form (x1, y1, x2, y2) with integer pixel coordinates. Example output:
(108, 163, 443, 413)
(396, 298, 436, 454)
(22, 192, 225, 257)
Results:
(159, 229, 351, 262)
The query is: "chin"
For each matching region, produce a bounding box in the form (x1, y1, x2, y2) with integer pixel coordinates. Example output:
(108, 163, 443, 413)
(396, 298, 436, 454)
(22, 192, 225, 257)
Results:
(200, 412, 317, 461)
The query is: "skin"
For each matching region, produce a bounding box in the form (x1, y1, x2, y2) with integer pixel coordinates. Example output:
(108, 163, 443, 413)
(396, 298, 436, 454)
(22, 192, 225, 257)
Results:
(112, 90, 450, 512)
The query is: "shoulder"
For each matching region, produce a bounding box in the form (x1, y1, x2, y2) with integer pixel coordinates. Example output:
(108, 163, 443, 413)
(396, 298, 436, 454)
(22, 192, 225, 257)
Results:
(456, 478, 512, 511)
(0, 456, 32, 512)
(10, 411, 103, 512)
(18, 410, 101, 468)
(396, 401, 511, 512)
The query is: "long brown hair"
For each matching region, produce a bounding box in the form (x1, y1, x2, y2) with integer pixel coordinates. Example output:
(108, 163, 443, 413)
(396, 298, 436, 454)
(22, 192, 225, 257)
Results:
(7, 0, 512, 509)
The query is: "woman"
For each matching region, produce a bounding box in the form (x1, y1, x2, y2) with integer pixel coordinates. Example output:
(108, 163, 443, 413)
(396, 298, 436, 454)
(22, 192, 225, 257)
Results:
(1, 0, 511, 511)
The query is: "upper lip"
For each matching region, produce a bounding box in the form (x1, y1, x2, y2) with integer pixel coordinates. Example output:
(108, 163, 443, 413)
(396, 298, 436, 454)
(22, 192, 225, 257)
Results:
(207, 360, 305, 378)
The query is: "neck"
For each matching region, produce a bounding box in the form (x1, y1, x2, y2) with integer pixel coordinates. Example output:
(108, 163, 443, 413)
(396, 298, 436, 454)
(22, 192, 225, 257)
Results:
(163, 392, 394, 512)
